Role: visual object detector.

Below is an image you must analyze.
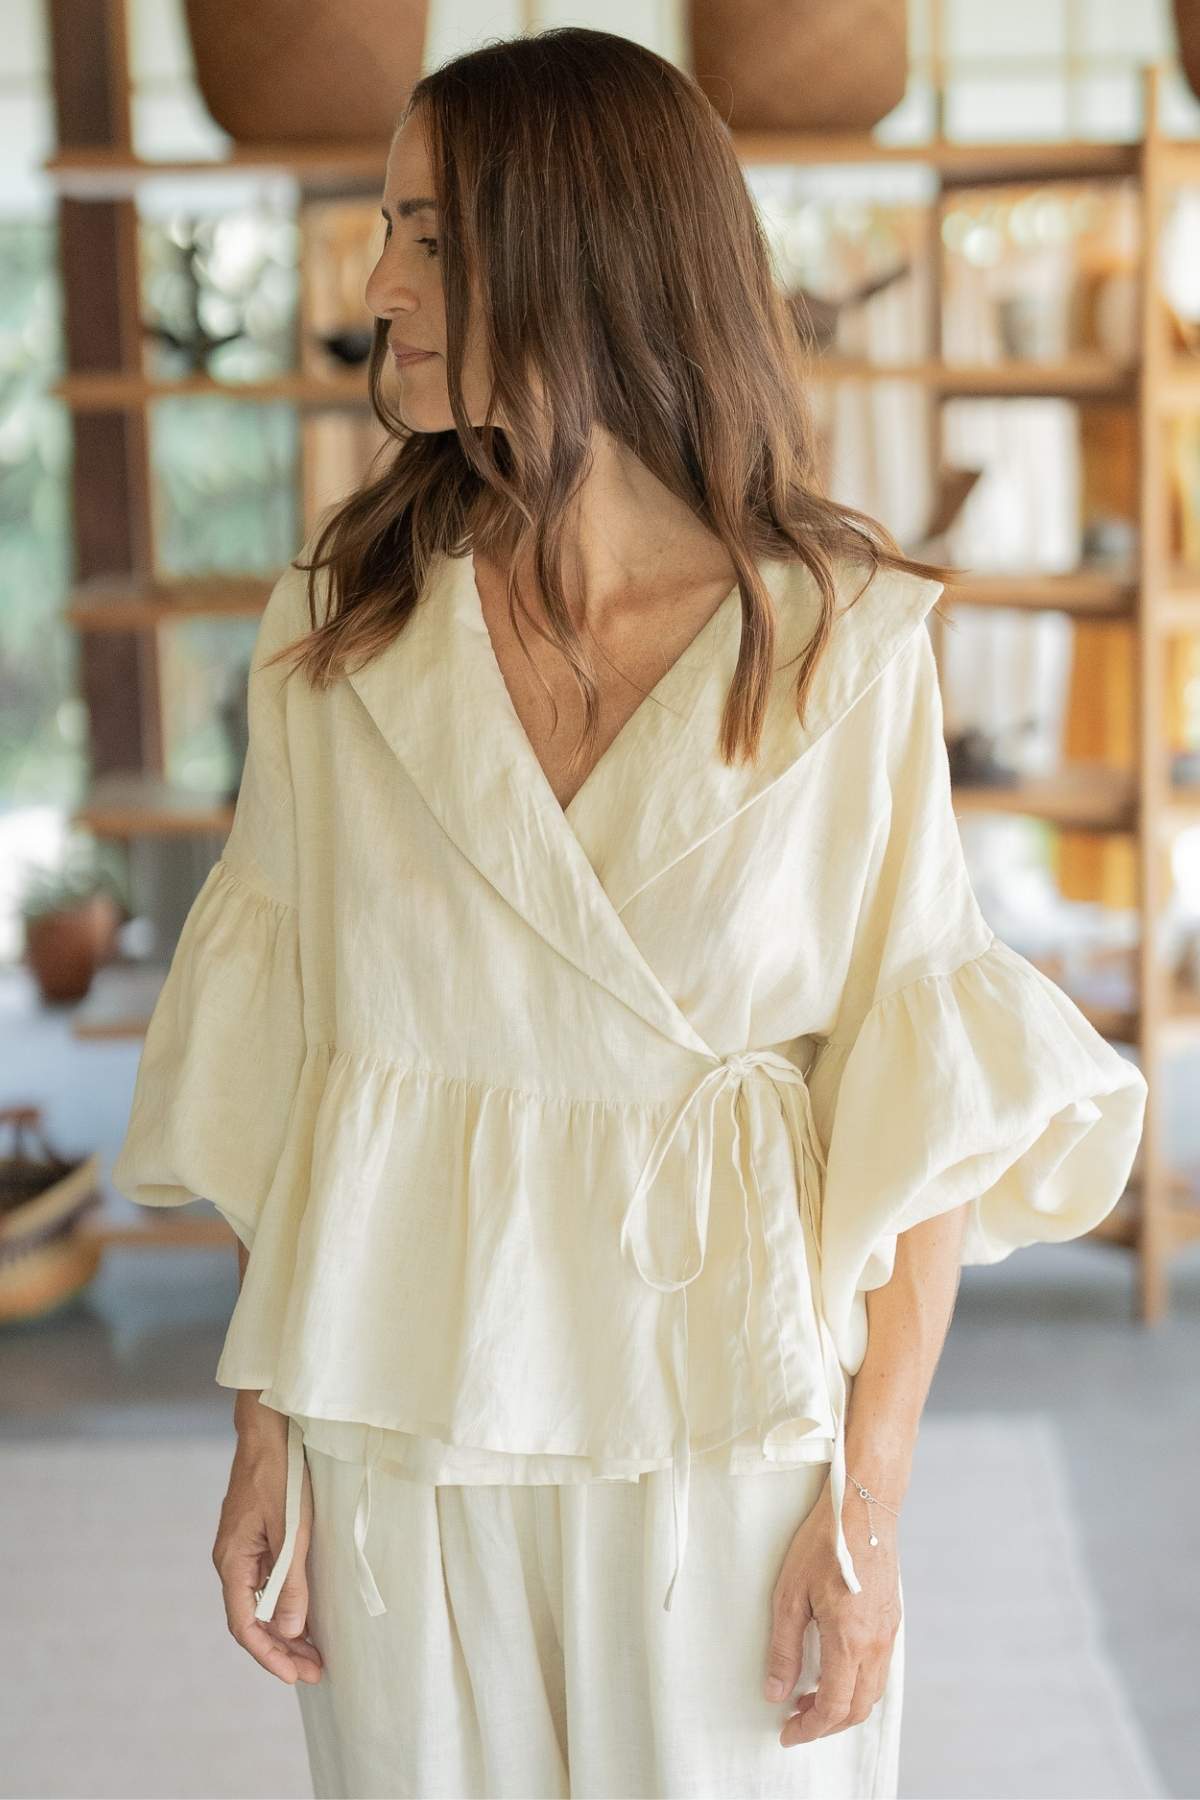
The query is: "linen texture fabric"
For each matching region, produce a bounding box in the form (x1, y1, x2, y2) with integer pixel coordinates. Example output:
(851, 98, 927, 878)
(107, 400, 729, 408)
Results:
(111, 532, 1148, 1794)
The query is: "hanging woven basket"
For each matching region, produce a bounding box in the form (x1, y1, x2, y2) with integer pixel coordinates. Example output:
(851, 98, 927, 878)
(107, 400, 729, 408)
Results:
(183, 0, 429, 144)
(0, 1106, 102, 1324)
(688, 0, 909, 132)
(1176, 1, 1200, 105)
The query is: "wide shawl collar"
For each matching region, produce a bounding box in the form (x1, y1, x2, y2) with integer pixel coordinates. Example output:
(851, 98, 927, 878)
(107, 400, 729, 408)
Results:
(345, 545, 944, 1058)
(346, 544, 944, 1613)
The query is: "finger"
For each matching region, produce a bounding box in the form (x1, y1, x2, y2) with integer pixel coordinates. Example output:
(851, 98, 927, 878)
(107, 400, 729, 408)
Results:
(840, 1650, 888, 1733)
(271, 1551, 311, 1643)
(780, 1633, 858, 1745)
(284, 1634, 325, 1680)
(764, 1586, 814, 1702)
(263, 1621, 324, 1684)
(221, 1554, 310, 1686)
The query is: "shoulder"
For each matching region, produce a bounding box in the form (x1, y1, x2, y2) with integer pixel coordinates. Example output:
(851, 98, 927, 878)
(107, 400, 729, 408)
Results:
(826, 551, 943, 637)
(255, 521, 335, 670)
(770, 551, 943, 748)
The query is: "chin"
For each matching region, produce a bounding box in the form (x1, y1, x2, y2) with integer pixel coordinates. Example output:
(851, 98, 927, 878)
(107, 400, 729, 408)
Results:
(395, 401, 455, 433)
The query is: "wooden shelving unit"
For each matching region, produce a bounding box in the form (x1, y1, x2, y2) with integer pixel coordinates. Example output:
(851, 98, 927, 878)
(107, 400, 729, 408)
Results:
(41, 5, 1200, 1307)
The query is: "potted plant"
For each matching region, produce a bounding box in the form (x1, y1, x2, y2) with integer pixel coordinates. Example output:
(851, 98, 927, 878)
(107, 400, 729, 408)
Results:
(18, 834, 130, 1005)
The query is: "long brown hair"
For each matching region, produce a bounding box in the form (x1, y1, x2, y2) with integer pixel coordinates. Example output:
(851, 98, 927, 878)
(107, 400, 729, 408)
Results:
(271, 25, 957, 772)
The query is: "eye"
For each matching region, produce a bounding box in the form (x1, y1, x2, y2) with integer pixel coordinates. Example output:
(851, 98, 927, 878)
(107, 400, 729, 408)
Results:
(414, 236, 439, 259)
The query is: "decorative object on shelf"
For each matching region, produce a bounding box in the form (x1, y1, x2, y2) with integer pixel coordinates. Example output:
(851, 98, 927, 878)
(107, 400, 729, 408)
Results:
(994, 287, 1069, 361)
(19, 837, 129, 1005)
(945, 722, 1037, 788)
(910, 464, 985, 557)
(319, 328, 375, 368)
(1166, 414, 1200, 567)
(301, 198, 383, 377)
(142, 216, 245, 376)
(142, 208, 297, 382)
(184, 0, 428, 144)
(1168, 633, 1200, 786)
(941, 181, 1136, 366)
(786, 261, 911, 354)
(0, 1107, 102, 1325)
(1165, 298, 1200, 356)
(1080, 516, 1138, 567)
(1173, 920, 1200, 995)
(687, 0, 907, 130)
(1080, 402, 1139, 569)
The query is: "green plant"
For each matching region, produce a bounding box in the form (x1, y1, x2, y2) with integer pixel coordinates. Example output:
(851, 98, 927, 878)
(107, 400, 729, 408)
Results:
(17, 833, 129, 922)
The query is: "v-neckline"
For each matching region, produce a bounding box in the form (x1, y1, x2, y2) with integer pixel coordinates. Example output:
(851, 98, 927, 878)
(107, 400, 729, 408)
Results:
(344, 544, 945, 1037)
(463, 549, 743, 824)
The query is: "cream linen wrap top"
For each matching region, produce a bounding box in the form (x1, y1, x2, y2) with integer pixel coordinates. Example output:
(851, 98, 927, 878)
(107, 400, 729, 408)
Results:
(112, 535, 1149, 1614)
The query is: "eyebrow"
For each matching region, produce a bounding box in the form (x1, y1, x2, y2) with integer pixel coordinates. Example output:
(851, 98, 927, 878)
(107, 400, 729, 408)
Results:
(381, 197, 438, 219)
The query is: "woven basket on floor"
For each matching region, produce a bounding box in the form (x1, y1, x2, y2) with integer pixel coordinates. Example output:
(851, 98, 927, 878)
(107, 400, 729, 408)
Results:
(0, 1106, 102, 1324)
(688, 0, 909, 131)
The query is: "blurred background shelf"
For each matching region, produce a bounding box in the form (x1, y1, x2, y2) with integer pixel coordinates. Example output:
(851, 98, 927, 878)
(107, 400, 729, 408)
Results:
(32, 10, 1200, 1318)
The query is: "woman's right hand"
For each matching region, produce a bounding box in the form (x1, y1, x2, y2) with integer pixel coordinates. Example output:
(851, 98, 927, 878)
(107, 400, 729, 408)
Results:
(212, 1413, 324, 1685)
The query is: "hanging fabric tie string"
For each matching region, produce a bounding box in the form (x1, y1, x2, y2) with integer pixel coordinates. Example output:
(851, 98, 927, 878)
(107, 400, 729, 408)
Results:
(254, 1412, 306, 1623)
(352, 1424, 389, 1617)
(619, 1048, 861, 1614)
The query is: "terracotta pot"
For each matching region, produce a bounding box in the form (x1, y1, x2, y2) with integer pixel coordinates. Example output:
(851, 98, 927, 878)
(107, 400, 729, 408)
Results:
(23, 893, 120, 1005)
(1176, 1, 1200, 105)
(688, 0, 909, 132)
(184, 0, 428, 144)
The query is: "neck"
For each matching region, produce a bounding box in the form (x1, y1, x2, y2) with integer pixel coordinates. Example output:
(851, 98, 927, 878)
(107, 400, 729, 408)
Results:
(477, 428, 738, 630)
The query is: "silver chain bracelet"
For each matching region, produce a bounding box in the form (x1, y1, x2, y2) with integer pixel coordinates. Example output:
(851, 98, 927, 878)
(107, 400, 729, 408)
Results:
(845, 1470, 902, 1547)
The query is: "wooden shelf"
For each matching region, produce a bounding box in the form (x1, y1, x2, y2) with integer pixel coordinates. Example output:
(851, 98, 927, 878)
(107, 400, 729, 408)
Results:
(73, 773, 235, 838)
(1087, 1173, 1200, 1247)
(71, 961, 167, 1040)
(53, 369, 369, 411)
(942, 568, 1138, 615)
(952, 764, 1139, 830)
(815, 354, 1137, 396)
(43, 141, 386, 195)
(42, 134, 1146, 195)
(68, 573, 276, 629)
(79, 1188, 235, 1249)
(55, 357, 1137, 411)
(51, 356, 1142, 411)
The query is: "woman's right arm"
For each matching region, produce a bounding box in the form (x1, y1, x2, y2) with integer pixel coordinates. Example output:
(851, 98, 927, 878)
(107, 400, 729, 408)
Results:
(212, 1238, 323, 1686)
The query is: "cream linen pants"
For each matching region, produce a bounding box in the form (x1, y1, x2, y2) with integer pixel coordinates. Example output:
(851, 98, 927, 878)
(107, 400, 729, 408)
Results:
(275, 1427, 905, 1800)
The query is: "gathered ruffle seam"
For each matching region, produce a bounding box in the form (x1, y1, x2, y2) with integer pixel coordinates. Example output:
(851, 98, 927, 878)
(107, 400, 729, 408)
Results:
(298, 1036, 754, 1117)
(823, 928, 1000, 1053)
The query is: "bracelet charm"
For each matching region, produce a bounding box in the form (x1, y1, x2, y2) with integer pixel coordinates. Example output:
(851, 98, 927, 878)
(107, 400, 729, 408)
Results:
(845, 1470, 901, 1548)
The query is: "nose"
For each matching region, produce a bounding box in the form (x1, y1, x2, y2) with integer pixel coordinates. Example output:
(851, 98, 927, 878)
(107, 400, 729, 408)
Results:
(364, 255, 418, 325)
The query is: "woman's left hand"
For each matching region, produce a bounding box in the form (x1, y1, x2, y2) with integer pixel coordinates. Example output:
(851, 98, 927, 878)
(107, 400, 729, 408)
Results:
(763, 1477, 902, 1748)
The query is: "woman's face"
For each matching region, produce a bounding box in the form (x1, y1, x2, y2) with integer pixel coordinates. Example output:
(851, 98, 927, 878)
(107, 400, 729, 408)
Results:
(365, 112, 495, 432)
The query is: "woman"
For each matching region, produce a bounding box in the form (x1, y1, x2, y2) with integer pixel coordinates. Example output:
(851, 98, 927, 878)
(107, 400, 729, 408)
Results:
(112, 26, 1148, 1800)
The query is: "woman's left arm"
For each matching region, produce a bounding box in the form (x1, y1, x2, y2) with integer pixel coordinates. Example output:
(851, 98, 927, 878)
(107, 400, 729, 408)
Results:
(764, 1198, 971, 1746)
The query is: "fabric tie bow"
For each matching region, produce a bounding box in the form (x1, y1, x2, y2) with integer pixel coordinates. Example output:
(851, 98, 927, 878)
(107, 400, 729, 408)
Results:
(618, 1047, 860, 1613)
